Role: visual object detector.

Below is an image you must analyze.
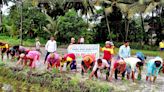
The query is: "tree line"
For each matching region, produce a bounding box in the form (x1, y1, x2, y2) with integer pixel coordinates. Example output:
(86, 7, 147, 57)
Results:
(0, 0, 164, 49)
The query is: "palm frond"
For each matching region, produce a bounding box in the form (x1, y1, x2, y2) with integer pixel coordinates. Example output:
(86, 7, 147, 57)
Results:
(43, 26, 51, 34)
(43, 14, 59, 36)
(45, 14, 54, 26)
(128, 3, 146, 19)
(32, 0, 39, 6)
(144, 2, 159, 13)
(117, 0, 138, 4)
(2, 0, 17, 5)
(117, 3, 129, 13)
(105, 7, 113, 15)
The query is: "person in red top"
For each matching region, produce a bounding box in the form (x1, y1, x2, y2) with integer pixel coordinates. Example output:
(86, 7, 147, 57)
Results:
(81, 55, 95, 75)
(101, 41, 114, 61)
(16, 49, 30, 66)
(25, 51, 41, 69)
(61, 53, 76, 71)
(100, 41, 114, 71)
(16, 50, 41, 69)
(109, 59, 126, 81)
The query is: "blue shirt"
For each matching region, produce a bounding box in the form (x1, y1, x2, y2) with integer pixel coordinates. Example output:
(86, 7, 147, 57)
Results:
(147, 61, 162, 76)
(146, 57, 163, 76)
(119, 45, 131, 58)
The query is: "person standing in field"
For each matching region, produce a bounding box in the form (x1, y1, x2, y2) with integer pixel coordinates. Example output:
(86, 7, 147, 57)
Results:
(67, 37, 75, 51)
(35, 38, 41, 52)
(159, 40, 164, 56)
(70, 37, 75, 45)
(100, 41, 114, 73)
(44, 36, 57, 64)
(78, 36, 84, 44)
(119, 41, 131, 59)
(159, 40, 164, 51)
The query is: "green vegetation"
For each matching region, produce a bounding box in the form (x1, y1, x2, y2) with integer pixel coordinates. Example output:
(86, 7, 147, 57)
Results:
(0, 1, 164, 92)
(131, 49, 160, 57)
(57, 9, 94, 43)
(0, 0, 164, 50)
(0, 35, 46, 46)
(114, 48, 161, 57)
(0, 65, 114, 92)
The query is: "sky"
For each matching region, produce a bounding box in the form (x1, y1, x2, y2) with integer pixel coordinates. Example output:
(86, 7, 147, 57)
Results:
(1, 2, 14, 15)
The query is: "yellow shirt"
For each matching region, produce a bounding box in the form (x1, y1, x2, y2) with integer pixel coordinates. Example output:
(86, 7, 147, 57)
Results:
(60, 61, 66, 66)
(0, 44, 9, 49)
(159, 42, 164, 48)
(5, 44, 9, 49)
(61, 57, 73, 66)
(101, 47, 114, 54)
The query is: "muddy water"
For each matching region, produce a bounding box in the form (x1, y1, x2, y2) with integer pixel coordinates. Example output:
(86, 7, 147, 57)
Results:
(0, 76, 59, 92)
(0, 47, 164, 92)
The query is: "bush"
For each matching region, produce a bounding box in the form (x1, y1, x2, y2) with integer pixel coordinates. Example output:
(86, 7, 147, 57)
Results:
(57, 9, 94, 44)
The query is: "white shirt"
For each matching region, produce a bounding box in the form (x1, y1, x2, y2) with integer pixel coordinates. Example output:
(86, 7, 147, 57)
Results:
(36, 41, 41, 50)
(45, 40, 57, 52)
(80, 38, 84, 43)
(93, 59, 109, 71)
(124, 57, 141, 71)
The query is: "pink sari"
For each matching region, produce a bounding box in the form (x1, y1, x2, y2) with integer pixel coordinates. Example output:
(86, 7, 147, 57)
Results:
(26, 51, 41, 68)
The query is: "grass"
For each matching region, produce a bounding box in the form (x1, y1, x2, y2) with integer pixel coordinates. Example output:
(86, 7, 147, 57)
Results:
(114, 48, 163, 57)
(0, 36, 46, 46)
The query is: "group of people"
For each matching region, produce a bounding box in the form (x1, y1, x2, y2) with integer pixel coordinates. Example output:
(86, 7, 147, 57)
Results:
(70, 36, 84, 44)
(0, 37, 164, 83)
(88, 41, 163, 83)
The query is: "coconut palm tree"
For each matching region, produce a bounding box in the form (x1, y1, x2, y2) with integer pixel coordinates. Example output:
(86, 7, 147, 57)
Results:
(63, 0, 95, 27)
(43, 14, 59, 37)
(94, 0, 161, 40)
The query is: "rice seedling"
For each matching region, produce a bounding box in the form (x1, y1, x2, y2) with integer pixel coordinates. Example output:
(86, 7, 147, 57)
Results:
(0, 65, 117, 92)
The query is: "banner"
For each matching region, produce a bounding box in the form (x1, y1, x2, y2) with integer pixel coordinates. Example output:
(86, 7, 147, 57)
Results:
(67, 44, 100, 64)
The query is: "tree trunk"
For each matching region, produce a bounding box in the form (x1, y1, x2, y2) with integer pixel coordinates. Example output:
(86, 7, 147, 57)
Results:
(0, 7, 2, 31)
(151, 10, 154, 45)
(125, 17, 126, 40)
(140, 13, 144, 46)
(125, 18, 129, 41)
(105, 12, 112, 41)
(20, 0, 23, 45)
(86, 10, 89, 28)
(158, 6, 162, 43)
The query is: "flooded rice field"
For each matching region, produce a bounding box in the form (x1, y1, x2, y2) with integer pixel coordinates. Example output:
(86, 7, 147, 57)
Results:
(0, 47, 164, 92)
